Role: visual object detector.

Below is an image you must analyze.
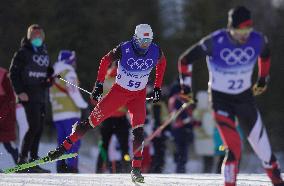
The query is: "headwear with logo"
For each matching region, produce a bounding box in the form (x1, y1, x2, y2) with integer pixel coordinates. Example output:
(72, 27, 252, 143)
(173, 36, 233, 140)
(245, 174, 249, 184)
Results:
(132, 24, 153, 54)
(58, 50, 76, 65)
(228, 6, 252, 29)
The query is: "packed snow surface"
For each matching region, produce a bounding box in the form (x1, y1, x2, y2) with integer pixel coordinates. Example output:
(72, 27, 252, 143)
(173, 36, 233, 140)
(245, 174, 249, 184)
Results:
(0, 173, 276, 186)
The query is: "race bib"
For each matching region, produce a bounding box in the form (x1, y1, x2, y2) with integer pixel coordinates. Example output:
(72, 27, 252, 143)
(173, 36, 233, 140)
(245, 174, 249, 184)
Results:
(116, 65, 152, 91)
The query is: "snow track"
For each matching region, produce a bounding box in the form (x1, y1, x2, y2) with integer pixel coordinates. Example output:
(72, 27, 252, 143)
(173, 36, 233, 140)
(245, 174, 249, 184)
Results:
(0, 173, 276, 186)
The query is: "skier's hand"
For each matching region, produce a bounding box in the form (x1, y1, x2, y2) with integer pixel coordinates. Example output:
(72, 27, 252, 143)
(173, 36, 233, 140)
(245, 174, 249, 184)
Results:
(91, 81, 103, 101)
(18, 92, 29, 102)
(153, 87, 161, 103)
(253, 77, 268, 96)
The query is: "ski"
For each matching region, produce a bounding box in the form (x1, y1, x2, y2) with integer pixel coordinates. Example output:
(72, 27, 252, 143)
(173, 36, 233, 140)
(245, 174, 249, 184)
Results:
(3, 153, 78, 174)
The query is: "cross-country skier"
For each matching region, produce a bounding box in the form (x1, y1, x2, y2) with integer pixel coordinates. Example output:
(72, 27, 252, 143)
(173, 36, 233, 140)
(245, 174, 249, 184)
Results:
(178, 6, 284, 186)
(48, 24, 166, 183)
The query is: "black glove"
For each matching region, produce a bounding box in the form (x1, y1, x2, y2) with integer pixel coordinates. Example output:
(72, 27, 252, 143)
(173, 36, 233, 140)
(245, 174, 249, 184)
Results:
(153, 87, 161, 103)
(253, 76, 269, 96)
(91, 82, 103, 101)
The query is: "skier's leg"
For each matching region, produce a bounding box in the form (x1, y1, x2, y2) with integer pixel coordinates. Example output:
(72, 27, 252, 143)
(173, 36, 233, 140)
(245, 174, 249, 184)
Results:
(48, 84, 127, 160)
(127, 89, 146, 182)
(214, 111, 241, 186)
(237, 103, 284, 185)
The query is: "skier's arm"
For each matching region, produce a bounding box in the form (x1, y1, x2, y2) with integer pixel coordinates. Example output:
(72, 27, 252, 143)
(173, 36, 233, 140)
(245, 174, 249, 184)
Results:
(65, 71, 88, 109)
(96, 45, 121, 83)
(154, 49, 166, 89)
(257, 35, 270, 84)
(178, 35, 212, 92)
(253, 35, 271, 95)
(9, 50, 26, 94)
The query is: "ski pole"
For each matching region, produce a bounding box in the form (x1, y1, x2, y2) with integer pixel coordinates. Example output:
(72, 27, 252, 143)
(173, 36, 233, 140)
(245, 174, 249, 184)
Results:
(133, 99, 194, 156)
(56, 75, 92, 95)
(56, 75, 153, 101)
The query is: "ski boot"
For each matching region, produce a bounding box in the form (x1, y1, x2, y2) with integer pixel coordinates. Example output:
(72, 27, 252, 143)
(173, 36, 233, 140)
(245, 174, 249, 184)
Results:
(48, 145, 67, 161)
(31, 165, 51, 173)
(131, 167, 144, 183)
(16, 156, 33, 173)
(28, 157, 51, 173)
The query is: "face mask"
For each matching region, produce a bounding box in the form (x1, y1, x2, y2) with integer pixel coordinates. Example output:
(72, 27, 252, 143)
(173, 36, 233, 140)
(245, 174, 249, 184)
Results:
(31, 38, 43, 47)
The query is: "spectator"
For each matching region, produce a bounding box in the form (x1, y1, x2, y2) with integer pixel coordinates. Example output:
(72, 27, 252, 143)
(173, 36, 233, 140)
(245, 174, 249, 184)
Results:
(0, 67, 18, 164)
(192, 91, 215, 173)
(148, 87, 169, 173)
(10, 24, 52, 173)
(50, 50, 88, 173)
(168, 82, 194, 173)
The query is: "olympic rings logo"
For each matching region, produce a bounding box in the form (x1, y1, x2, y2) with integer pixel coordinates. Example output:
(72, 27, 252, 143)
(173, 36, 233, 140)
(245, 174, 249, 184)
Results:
(220, 47, 255, 65)
(32, 54, 49, 67)
(126, 58, 153, 71)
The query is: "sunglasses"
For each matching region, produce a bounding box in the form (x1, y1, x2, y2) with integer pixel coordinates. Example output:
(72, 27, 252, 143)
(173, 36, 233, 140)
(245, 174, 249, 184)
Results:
(137, 38, 152, 45)
(232, 27, 253, 35)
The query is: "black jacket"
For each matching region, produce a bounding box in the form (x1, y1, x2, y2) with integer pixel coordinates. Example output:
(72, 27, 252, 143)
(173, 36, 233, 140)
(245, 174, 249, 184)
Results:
(9, 37, 51, 103)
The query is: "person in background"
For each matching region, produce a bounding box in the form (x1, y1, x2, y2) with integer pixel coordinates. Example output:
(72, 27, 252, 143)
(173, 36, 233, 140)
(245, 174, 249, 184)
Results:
(95, 64, 131, 173)
(10, 24, 52, 173)
(0, 67, 18, 164)
(50, 50, 88, 173)
(168, 81, 194, 173)
(178, 6, 284, 185)
(192, 91, 215, 173)
(148, 86, 169, 173)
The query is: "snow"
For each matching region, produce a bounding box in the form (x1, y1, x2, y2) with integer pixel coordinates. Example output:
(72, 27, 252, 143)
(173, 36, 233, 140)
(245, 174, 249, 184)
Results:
(1, 141, 283, 185)
(0, 173, 277, 186)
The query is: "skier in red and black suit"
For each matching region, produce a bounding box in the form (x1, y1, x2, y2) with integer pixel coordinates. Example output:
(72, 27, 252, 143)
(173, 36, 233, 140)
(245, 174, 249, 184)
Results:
(48, 24, 166, 183)
(178, 6, 283, 186)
